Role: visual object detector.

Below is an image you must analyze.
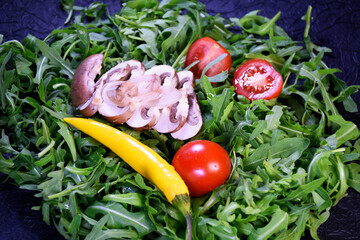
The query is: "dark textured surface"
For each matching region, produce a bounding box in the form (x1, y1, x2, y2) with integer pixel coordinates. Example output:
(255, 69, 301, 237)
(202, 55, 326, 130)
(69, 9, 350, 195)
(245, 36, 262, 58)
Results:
(1, 0, 360, 239)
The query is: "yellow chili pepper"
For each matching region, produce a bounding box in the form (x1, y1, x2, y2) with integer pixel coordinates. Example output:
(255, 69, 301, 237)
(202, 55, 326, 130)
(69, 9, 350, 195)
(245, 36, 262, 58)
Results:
(63, 117, 192, 239)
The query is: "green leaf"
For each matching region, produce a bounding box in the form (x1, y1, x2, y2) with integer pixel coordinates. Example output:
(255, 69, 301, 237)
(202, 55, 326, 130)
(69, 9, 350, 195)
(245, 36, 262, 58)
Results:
(160, 14, 193, 64)
(265, 105, 283, 130)
(216, 202, 241, 222)
(348, 163, 360, 192)
(85, 201, 155, 237)
(65, 165, 94, 176)
(60, 0, 75, 24)
(232, 11, 281, 37)
(279, 177, 325, 202)
(35, 38, 75, 78)
(299, 65, 338, 116)
(0, 48, 13, 110)
(126, 0, 158, 10)
(248, 208, 288, 240)
(307, 148, 346, 181)
(275, 209, 308, 240)
(308, 209, 330, 240)
(68, 214, 82, 236)
(34, 56, 51, 85)
(211, 87, 234, 124)
(324, 115, 360, 148)
(15, 55, 33, 77)
(84, 215, 138, 240)
(103, 193, 145, 207)
(249, 120, 267, 141)
(57, 121, 77, 162)
(197, 216, 239, 240)
(243, 137, 310, 170)
(38, 166, 64, 199)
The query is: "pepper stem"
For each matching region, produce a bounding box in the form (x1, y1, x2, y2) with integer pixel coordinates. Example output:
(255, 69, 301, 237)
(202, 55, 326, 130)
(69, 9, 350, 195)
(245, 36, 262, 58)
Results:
(185, 213, 192, 240)
(172, 193, 192, 240)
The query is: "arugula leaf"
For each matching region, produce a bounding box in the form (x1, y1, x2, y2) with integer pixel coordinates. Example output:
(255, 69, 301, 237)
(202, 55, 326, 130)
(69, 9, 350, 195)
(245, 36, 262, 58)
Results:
(243, 137, 310, 170)
(248, 208, 288, 240)
(85, 201, 156, 237)
(1, 0, 360, 239)
(84, 215, 138, 240)
(35, 39, 75, 78)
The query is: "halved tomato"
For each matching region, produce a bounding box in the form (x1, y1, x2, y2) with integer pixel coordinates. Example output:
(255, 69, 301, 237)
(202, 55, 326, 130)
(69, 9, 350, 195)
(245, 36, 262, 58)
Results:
(233, 59, 283, 100)
(185, 37, 232, 80)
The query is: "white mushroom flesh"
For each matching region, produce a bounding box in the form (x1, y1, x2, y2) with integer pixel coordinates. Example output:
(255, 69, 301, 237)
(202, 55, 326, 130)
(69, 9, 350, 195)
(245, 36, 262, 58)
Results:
(71, 55, 203, 139)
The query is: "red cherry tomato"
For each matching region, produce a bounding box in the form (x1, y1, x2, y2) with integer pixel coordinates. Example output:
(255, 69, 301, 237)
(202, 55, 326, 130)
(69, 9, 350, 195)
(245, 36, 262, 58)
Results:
(233, 59, 283, 100)
(172, 140, 231, 197)
(185, 37, 232, 80)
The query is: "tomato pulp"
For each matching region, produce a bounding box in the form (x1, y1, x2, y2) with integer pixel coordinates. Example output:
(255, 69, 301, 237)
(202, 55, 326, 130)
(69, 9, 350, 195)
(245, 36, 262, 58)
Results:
(233, 59, 283, 100)
(185, 37, 232, 80)
(172, 140, 231, 197)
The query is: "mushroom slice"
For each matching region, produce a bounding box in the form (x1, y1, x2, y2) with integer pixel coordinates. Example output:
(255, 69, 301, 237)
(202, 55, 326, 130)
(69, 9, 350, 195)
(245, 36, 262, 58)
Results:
(128, 74, 162, 95)
(98, 61, 131, 83)
(71, 53, 104, 116)
(82, 61, 132, 117)
(177, 70, 194, 89)
(98, 81, 137, 124)
(154, 71, 193, 133)
(78, 85, 102, 117)
(149, 66, 183, 133)
(114, 81, 139, 107)
(126, 106, 161, 131)
(127, 86, 181, 131)
(144, 65, 178, 87)
(153, 89, 189, 133)
(126, 60, 146, 77)
(171, 71, 203, 140)
(125, 72, 168, 130)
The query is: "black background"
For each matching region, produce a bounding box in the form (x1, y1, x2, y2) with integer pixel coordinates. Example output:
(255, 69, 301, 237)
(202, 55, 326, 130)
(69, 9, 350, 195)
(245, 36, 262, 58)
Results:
(1, 0, 360, 239)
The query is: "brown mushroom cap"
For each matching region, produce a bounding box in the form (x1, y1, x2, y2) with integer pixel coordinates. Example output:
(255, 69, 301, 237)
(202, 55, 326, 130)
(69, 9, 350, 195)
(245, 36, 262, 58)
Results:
(71, 54, 104, 107)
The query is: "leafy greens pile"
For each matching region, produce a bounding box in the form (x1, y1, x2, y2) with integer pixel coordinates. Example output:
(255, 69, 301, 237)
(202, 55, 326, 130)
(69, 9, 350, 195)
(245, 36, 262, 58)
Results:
(1, 0, 360, 239)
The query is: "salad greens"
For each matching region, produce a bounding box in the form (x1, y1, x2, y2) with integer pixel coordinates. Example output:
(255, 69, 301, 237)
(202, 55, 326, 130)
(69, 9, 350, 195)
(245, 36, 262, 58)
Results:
(1, 0, 360, 239)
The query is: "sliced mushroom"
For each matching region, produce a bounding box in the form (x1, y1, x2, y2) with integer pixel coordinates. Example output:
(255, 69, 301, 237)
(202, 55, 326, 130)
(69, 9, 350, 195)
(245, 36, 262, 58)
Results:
(127, 60, 146, 77)
(98, 61, 131, 83)
(153, 93, 189, 133)
(78, 84, 102, 117)
(128, 74, 162, 95)
(71, 54, 104, 116)
(144, 65, 178, 86)
(115, 81, 138, 107)
(171, 71, 203, 140)
(97, 81, 137, 124)
(177, 70, 194, 89)
(71, 56, 203, 139)
(153, 71, 191, 133)
(126, 85, 181, 130)
(126, 106, 161, 131)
